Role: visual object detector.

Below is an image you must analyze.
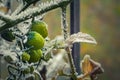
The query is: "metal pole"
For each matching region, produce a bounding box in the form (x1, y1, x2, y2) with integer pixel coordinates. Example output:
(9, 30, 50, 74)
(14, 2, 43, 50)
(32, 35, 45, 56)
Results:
(70, 0, 80, 75)
(0, 56, 1, 79)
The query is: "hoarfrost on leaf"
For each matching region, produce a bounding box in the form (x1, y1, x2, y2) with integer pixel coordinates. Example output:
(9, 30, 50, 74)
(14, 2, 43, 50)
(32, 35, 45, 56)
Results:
(46, 51, 70, 79)
(65, 32, 97, 46)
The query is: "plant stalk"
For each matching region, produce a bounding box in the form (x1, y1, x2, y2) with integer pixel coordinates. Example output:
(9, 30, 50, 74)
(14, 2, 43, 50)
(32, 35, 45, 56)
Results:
(0, 0, 72, 33)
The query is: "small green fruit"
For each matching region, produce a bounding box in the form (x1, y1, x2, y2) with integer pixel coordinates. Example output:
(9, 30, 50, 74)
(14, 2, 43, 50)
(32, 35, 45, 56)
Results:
(31, 21, 48, 38)
(30, 66, 34, 73)
(29, 49, 43, 63)
(1, 29, 15, 42)
(22, 52, 30, 61)
(23, 67, 31, 74)
(26, 31, 45, 50)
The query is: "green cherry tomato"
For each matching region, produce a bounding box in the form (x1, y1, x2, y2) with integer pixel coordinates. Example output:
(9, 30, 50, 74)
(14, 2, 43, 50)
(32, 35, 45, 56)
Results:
(29, 49, 43, 63)
(26, 31, 45, 50)
(31, 21, 48, 38)
(22, 52, 30, 61)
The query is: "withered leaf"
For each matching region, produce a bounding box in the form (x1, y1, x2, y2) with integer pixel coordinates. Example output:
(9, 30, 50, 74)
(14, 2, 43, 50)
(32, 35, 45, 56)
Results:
(79, 55, 104, 80)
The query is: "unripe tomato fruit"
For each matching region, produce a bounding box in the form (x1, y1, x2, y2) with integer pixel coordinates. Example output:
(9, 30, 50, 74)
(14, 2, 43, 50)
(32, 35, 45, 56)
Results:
(29, 49, 43, 63)
(22, 52, 30, 61)
(26, 31, 45, 50)
(23, 67, 31, 74)
(30, 66, 34, 73)
(31, 21, 48, 38)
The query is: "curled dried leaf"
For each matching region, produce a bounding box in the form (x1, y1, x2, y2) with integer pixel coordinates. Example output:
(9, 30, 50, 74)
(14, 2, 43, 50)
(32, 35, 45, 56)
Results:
(78, 55, 104, 80)
(81, 55, 94, 74)
(65, 32, 97, 46)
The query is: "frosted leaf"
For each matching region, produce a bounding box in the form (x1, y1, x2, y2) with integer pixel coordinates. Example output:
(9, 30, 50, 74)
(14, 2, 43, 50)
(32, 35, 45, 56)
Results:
(4, 53, 17, 64)
(44, 35, 64, 47)
(0, 39, 11, 56)
(46, 51, 69, 79)
(65, 32, 97, 46)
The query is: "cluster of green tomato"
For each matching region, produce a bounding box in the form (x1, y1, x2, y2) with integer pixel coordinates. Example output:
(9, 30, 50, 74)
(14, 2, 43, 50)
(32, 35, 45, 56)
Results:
(22, 21, 48, 63)
(1, 21, 48, 63)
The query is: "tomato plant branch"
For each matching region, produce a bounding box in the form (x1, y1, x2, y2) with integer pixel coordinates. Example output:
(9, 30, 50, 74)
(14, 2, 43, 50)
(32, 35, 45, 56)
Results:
(0, 13, 12, 22)
(61, 2, 77, 79)
(16, 0, 40, 15)
(61, 6, 68, 40)
(0, 0, 72, 33)
(65, 46, 77, 80)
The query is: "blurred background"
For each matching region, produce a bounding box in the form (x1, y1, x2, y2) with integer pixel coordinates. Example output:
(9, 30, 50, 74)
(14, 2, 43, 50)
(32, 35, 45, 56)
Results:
(45, 0, 120, 80)
(80, 0, 120, 80)
(0, 0, 120, 80)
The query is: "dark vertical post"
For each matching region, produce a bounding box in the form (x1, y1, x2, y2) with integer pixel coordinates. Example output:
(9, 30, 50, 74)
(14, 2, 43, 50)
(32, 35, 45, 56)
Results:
(0, 55, 1, 79)
(70, 0, 80, 75)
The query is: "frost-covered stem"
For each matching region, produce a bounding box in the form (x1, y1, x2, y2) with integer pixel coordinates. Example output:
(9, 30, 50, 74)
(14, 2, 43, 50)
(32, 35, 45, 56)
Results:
(7, 65, 19, 76)
(60, 2, 77, 79)
(0, 0, 72, 33)
(45, 46, 54, 55)
(61, 6, 68, 40)
(65, 47, 77, 80)
(12, 0, 40, 16)
(0, 13, 12, 22)
(17, 0, 40, 14)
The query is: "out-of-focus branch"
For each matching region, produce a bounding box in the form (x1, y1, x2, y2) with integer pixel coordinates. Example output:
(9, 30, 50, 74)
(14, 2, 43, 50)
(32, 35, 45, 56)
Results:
(0, 0, 72, 33)
(0, 13, 12, 22)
